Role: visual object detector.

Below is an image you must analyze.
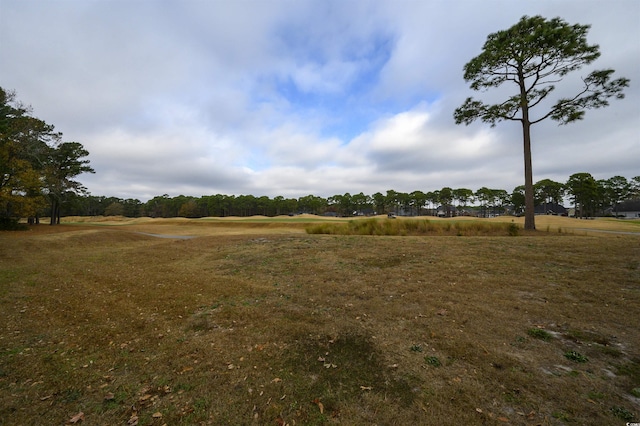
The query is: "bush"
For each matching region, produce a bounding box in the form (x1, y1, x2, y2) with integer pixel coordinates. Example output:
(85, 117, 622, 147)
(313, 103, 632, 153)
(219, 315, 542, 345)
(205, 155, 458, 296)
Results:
(527, 328, 552, 341)
(305, 218, 519, 237)
(0, 217, 28, 231)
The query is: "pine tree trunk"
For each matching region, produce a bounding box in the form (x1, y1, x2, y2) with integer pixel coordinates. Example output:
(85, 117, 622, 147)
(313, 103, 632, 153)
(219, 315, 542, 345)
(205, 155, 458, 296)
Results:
(522, 120, 536, 230)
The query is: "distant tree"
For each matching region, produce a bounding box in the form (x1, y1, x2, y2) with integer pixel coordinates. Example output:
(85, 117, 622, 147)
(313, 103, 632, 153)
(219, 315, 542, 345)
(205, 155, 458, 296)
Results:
(385, 190, 400, 215)
(122, 199, 143, 217)
(178, 199, 201, 218)
(256, 195, 272, 216)
(475, 187, 494, 217)
(299, 194, 327, 215)
(453, 188, 474, 210)
(104, 201, 124, 216)
(534, 179, 565, 213)
(439, 187, 454, 217)
(566, 172, 598, 218)
(631, 176, 640, 198)
(493, 189, 510, 215)
(328, 193, 352, 216)
(426, 191, 439, 216)
(602, 176, 631, 216)
(511, 185, 526, 216)
(351, 192, 371, 215)
(372, 192, 386, 215)
(410, 190, 427, 216)
(454, 15, 629, 230)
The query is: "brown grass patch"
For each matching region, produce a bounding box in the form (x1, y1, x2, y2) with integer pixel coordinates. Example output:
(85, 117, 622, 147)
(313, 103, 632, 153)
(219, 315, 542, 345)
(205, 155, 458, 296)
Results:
(1, 220, 639, 424)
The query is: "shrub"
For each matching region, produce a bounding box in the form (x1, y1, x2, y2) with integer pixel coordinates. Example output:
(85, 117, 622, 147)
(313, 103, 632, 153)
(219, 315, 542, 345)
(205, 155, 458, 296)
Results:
(564, 351, 588, 363)
(424, 356, 442, 367)
(305, 218, 519, 236)
(0, 217, 28, 231)
(527, 328, 552, 341)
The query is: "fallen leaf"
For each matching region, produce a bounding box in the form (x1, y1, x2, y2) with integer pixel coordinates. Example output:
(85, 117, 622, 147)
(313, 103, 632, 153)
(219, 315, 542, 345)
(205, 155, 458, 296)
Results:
(437, 309, 448, 316)
(476, 408, 483, 413)
(104, 392, 115, 400)
(152, 412, 162, 418)
(68, 412, 84, 424)
(271, 377, 282, 383)
(127, 414, 139, 425)
(360, 386, 373, 391)
(317, 401, 324, 414)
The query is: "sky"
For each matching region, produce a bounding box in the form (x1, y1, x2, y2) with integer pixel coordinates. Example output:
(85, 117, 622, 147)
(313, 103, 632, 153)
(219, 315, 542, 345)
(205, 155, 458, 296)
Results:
(1, 0, 638, 202)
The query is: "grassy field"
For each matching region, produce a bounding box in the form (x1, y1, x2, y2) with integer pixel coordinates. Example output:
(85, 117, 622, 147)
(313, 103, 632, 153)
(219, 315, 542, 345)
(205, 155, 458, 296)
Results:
(1, 216, 639, 425)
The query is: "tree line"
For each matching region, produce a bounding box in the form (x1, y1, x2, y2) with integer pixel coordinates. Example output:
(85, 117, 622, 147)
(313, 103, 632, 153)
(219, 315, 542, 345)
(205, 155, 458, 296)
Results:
(55, 173, 639, 220)
(2, 87, 638, 225)
(0, 88, 94, 228)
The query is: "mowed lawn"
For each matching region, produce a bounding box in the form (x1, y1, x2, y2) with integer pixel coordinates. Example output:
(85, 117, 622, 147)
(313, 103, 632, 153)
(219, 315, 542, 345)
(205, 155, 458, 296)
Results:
(0, 216, 639, 425)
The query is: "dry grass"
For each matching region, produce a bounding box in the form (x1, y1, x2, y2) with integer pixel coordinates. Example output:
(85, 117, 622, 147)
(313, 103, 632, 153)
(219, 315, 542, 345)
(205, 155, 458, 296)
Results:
(1, 217, 639, 425)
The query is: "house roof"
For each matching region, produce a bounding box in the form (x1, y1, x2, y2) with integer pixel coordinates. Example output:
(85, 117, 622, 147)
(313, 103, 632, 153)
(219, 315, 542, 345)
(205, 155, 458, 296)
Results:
(534, 203, 567, 214)
(615, 198, 640, 212)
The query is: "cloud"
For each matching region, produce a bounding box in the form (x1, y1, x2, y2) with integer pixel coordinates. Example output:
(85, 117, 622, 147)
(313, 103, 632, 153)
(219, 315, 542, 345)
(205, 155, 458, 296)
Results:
(1, 0, 638, 202)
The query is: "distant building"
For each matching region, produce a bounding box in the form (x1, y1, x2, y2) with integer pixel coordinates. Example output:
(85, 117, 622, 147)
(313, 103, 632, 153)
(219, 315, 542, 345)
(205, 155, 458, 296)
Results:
(534, 203, 567, 216)
(613, 199, 640, 219)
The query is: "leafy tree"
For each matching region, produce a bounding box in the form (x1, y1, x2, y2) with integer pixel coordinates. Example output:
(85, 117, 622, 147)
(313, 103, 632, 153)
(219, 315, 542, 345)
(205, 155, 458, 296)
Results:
(534, 179, 565, 213)
(426, 191, 439, 216)
(122, 198, 143, 217)
(385, 190, 400, 215)
(453, 188, 474, 209)
(511, 185, 526, 216)
(0, 89, 53, 221)
(602, 176, 630, 216)
(410, 190, 427, 216)
(493, 189, 510, 215)
(45, 142, 94, 224)
(351, 192, 372, 215)
(328, 193, 352, 216)
(372, 192, 386, 215)
(475, 187, 494, 217)
(566, 172, 598, 218)
(454, 15, 629, 230)
(631, 176, 640, 198)
(438, 187, 454, 217)
(178, 199, 201, 218)
(104, 201, 124, 216)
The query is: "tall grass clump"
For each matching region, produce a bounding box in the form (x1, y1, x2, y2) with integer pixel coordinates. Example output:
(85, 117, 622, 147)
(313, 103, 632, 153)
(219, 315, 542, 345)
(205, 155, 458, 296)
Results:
(306, 218, 519, 236)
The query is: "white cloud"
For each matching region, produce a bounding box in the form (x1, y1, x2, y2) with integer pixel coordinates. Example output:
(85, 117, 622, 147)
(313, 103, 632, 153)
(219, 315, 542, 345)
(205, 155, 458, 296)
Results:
(1, 0, 637, 201)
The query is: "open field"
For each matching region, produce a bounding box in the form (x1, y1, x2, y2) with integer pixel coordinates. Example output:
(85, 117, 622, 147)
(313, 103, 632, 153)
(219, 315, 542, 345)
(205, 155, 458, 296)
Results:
(1, 216, 639, 425)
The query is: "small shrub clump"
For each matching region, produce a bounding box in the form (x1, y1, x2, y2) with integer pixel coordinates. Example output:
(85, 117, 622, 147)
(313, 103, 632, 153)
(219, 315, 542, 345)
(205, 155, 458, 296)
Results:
(424, 356, 442, 367)
(527, 328, 553, 341)
(564, 351, 588, 363)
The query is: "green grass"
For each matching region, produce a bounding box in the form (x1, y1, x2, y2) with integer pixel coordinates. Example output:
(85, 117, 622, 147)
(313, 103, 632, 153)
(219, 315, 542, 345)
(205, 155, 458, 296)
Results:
(527, 328, 553, 341)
